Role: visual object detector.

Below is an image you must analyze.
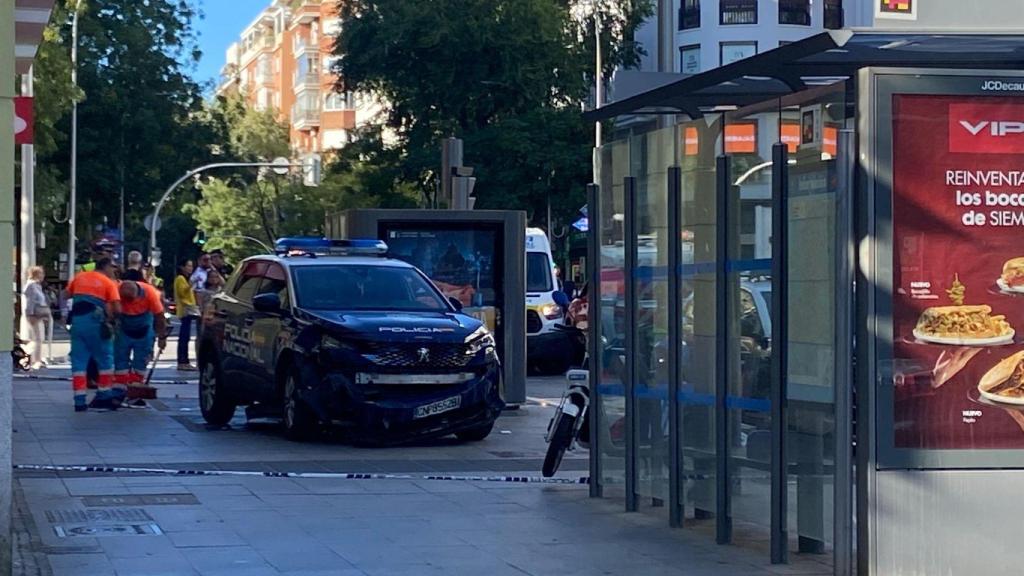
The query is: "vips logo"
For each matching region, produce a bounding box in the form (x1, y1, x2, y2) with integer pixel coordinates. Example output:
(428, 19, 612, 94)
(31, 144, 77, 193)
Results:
(949, 102, 1024, 154)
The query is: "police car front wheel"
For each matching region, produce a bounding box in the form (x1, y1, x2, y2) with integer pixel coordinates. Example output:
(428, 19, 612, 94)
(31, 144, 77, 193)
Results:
(282, 370, 316, 441)
(199, 355, 236, 426)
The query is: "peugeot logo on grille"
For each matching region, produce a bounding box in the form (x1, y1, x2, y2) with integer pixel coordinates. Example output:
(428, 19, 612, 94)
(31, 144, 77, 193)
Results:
(417, 347, 430, 363)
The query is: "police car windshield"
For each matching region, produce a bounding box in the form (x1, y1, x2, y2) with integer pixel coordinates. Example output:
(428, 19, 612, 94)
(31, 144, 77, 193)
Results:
(292, 265, 450, 312)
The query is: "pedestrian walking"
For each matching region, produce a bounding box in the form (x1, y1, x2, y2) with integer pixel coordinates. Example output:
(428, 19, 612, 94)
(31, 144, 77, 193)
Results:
(174, 259, 200, 371)
(66, 257, 121, 411)
(115, 269, 167, 404)
(22, 266, 51, 370)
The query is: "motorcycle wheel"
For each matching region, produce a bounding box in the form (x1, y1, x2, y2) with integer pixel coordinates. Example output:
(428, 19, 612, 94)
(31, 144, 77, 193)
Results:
(542, 414, 576, 477)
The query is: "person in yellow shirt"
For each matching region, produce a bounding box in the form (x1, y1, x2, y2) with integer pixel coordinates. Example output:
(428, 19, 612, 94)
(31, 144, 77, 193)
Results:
(174, 259, 199, 371)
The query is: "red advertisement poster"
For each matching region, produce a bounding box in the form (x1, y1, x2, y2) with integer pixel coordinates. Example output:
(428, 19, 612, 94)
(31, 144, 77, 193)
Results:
(893, 94, 1024, 449)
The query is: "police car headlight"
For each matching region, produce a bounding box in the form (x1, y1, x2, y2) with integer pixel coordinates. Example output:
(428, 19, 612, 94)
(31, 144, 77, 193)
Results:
(320, 335, 359, 358)
(465, 328, 496, 356)
(541, 304, 562, 319)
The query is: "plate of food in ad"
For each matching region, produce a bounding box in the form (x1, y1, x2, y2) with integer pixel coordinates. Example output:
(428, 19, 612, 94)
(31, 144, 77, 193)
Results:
(912, 305, 1015, 346)
(996, 257, 1024, 294)
(979, 350, 1024, 406)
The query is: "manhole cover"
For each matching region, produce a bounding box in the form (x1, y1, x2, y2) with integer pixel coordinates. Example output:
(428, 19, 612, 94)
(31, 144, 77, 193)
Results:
(54, 523, 162, 538)
(46, 508, 153, 524)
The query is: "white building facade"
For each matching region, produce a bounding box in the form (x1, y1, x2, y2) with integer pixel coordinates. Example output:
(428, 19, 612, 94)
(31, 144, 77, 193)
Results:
(633, 0, 872, 74)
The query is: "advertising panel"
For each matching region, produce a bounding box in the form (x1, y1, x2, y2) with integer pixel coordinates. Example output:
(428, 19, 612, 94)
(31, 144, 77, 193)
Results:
(891, 93, 1024, 449)
(381, 224, 503, 336)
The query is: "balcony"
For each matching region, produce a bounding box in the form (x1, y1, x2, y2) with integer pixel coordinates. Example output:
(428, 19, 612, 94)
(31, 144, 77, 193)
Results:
(291, 0, 320, 25)
(293, 72, 320, 93)
(293, 37, 320, 57)
(241, 34, 274, 63)
(720, 0, 757, 25)
(291, 107, 321, 130)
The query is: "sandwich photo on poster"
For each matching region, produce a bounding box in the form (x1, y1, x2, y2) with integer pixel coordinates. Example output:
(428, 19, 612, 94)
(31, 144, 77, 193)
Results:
(891, 94, 1024, 449)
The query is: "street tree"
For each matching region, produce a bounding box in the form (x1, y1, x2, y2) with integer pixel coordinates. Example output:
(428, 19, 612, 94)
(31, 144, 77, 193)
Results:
(331, 0, 653, 225)
(32, 0, 217, 275)
(183, 95, 417, 263)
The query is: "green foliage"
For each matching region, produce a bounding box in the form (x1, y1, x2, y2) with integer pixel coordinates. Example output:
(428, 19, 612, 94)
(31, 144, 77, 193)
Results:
(32, 0, 217, 277)
(331, 0, 652, 228)
(182, 95, 418, 263)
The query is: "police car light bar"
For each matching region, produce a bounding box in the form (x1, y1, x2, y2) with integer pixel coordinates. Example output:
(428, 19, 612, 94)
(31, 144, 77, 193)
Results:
(274, 237, 388, 257)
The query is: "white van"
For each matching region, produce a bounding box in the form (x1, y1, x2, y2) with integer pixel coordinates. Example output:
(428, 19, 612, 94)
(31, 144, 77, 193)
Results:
(525, 228, 570, 373)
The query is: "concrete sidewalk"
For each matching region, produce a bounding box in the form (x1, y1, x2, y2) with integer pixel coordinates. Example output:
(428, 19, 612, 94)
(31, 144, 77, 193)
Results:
(12, 367, 831, 575)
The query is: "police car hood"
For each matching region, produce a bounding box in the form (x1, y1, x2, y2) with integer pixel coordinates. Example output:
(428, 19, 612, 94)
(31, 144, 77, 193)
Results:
(301, 309, 482, 344)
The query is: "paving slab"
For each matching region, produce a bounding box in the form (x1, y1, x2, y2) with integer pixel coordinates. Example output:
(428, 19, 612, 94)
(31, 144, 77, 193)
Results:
(13, 369, 825, 576)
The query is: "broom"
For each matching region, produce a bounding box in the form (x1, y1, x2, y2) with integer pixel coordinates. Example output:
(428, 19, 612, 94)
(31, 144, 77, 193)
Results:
(130, 327, 172, 401)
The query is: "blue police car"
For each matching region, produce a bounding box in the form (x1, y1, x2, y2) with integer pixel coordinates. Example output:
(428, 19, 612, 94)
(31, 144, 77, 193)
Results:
(197, 238, 504, 443)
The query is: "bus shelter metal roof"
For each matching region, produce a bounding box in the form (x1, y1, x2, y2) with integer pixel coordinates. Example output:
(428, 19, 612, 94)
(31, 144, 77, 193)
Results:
(584, 30, 1024, 121)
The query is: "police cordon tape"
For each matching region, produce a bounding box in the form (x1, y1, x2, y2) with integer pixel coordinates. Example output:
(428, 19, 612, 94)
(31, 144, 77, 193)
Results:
(14, 464, 594, 485)
(14, 463, 726, 484)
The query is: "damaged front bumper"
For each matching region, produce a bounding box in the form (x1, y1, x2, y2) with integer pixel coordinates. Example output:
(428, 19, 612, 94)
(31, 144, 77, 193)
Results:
(301, 361, 504, 445)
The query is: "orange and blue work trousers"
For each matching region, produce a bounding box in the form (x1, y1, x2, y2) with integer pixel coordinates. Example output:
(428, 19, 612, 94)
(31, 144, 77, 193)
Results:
(69, 296, 114, 408)
(115, 312, 155, 398)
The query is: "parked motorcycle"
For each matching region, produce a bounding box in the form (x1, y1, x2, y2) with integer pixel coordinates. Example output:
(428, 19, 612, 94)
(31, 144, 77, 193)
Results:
(542, 368, 591, 477)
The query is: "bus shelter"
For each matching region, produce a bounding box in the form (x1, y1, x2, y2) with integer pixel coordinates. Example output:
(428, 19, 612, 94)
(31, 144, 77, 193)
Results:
(583, 30, 1024, 576)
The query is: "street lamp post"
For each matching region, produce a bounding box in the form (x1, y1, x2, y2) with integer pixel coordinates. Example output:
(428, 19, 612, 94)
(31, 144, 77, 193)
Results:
(148, 159, 317, 267)
(68, 0, 83, 283)
(205, 235, 273, 254)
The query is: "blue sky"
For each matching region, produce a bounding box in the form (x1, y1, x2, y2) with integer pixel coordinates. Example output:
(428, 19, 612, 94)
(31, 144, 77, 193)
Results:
(191, 0, 269, 92)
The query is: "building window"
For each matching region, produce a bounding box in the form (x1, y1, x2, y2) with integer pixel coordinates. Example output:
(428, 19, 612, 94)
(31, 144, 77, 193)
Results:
(720, 0, 757, 25)
(679, 0, 700, 30)
(679, 45, 701, 74)
(720, 41, 756, 66)
(824, 0, 844, 28)
(779, 0, 811, 25)
(324, 92, 347, 111)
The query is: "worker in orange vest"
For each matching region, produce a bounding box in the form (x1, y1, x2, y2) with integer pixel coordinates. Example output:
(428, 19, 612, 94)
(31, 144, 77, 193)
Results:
(66, 258, 121, 411)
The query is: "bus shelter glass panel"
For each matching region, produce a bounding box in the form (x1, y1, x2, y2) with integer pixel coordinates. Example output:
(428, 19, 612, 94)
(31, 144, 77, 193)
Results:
(633, 127, 675, 503)
(783, 86, 846, 559)
(596, 138, 630, 492)
(677, 118, 720, 523)
(725, 110, 775, 539)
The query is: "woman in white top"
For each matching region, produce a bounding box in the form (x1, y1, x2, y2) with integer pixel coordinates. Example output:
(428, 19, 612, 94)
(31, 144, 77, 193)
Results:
(22, 266, 50, 370)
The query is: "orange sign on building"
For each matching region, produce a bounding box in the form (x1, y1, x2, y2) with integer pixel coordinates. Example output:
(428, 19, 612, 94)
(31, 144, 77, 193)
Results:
(823, 125, 839, 157)
(683, 126, 699, 156)
(781, 122, 801, 154)
(724, 123, 757, 154)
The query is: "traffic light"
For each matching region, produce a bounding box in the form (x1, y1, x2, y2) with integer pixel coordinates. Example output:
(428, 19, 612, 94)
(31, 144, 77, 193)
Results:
(194, 231, 207, 247)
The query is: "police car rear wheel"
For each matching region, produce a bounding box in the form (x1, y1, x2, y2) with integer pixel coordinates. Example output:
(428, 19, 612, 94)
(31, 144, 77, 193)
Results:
(199, 356, 235, 426)
(282, 371, 316, 441)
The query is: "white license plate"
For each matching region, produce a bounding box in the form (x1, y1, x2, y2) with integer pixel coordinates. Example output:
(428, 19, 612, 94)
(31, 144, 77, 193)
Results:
(414, 395, 461, 419)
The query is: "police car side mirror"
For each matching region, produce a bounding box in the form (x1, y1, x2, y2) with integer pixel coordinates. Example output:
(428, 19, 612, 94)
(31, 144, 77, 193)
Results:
(448, 297, 463, 312)
(253, 293, 282, 314)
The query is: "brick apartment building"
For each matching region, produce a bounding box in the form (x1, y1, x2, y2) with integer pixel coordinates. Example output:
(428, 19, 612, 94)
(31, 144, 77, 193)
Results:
(216, 0, 378, 154)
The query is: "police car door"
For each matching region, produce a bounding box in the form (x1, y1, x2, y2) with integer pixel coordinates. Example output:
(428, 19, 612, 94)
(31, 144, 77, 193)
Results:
(221, 260, 267, 397)
(248, 263, 290, 401)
